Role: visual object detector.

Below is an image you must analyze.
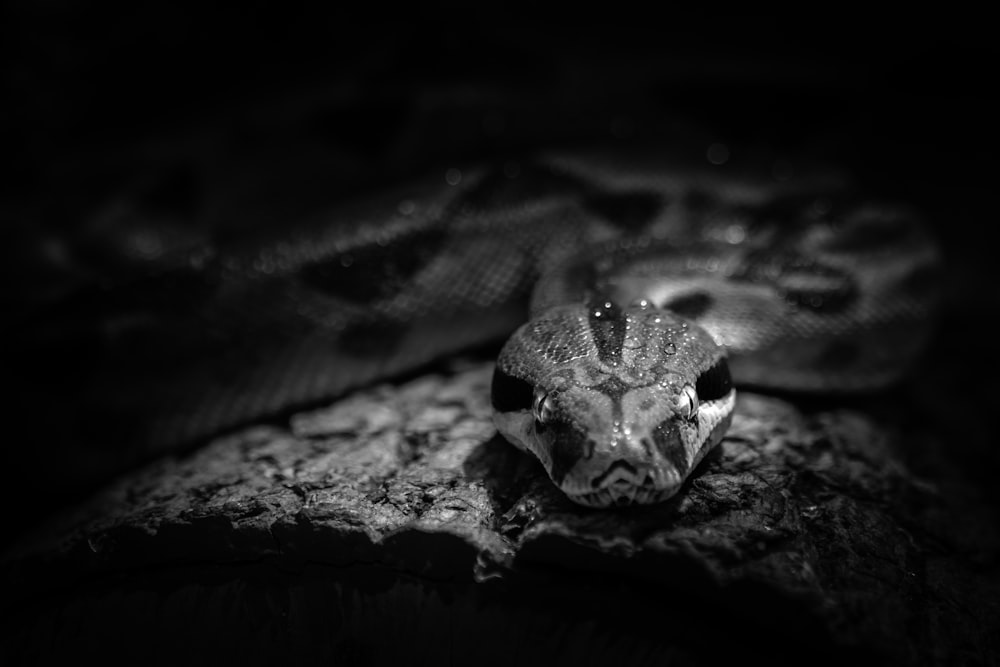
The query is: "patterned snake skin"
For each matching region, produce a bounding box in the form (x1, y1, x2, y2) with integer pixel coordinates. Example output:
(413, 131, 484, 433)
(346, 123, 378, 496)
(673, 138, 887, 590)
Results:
(488, 151, 941, 506)
(20, 147, 942, 505)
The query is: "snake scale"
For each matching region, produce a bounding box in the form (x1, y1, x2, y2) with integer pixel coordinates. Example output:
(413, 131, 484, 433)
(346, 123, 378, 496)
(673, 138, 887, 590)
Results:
(27, 146, 942, 507)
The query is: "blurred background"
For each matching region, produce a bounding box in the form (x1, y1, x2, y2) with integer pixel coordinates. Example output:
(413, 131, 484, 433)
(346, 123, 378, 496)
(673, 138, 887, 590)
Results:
(2, 5, 997, 545)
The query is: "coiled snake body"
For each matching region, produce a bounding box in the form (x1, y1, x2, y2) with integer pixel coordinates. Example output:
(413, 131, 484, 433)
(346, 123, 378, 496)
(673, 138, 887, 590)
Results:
(487, 152, 940, 507)
(36, 147, 942, 507)
(485, 152, 940, 506)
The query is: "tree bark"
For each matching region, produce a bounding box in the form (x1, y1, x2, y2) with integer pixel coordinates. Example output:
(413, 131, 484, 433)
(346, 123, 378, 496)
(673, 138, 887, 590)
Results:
(3, 353, 997, 667)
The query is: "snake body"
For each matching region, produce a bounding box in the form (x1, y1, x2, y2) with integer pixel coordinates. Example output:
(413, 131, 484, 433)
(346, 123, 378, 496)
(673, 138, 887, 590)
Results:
(488, 151, 941, 507)
(23, 147, 942, 504)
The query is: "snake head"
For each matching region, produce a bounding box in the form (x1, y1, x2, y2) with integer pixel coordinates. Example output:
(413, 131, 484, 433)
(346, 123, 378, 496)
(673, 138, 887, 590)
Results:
(492, 303, 734, 508)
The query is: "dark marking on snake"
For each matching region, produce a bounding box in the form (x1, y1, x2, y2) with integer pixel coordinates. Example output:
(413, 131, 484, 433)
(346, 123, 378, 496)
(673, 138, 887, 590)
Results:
(454, 159, 595, 213)
(491, 366, 534, 413)
(663, 291, 714, 319)
(549, 422, 593, 484)
(338, 320, 409, 357)
(299, 227, 447, 304)
(588, 299, 627, 363)
(695, 359, 732, 402)
(815, 340, 861, 369)
(782, 286, 857, 313)
(652, 422, 689, 477)
(592, 375, 631, 401)
(726, 248, 776, 284)
(584, 191, 663, 233)
(779, 261, 858, 313)
(590, 459, 638, 488)
(592, 375, 630, 426)
(730, 251, 858, 314)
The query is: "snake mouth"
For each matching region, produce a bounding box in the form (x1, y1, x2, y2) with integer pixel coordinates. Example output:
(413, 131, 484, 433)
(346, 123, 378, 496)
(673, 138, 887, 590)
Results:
(563, 461, 681, 507)
(564, 480, 679, 508)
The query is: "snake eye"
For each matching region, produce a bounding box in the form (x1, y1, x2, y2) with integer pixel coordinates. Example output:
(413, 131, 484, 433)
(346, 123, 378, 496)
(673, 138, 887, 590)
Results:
(533, 391, 553, 425)
(678, 385, 699, 419)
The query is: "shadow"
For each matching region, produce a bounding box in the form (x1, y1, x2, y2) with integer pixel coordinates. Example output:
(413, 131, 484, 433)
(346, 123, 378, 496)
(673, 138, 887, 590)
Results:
(461, 433, 549, 513)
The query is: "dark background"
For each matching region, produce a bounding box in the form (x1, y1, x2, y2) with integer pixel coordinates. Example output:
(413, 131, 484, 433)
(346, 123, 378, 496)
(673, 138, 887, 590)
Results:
(2, 7, 999, 667)
(3, 5, 997, 546)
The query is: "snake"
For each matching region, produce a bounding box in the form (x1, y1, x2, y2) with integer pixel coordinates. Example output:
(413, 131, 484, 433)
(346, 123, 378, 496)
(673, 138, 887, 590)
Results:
(19, 146, 942, 507)
(487, 151, 941, 507)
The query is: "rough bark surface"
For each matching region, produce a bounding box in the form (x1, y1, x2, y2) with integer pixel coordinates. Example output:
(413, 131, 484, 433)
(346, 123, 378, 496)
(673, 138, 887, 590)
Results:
(4, 354, 997, 666)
